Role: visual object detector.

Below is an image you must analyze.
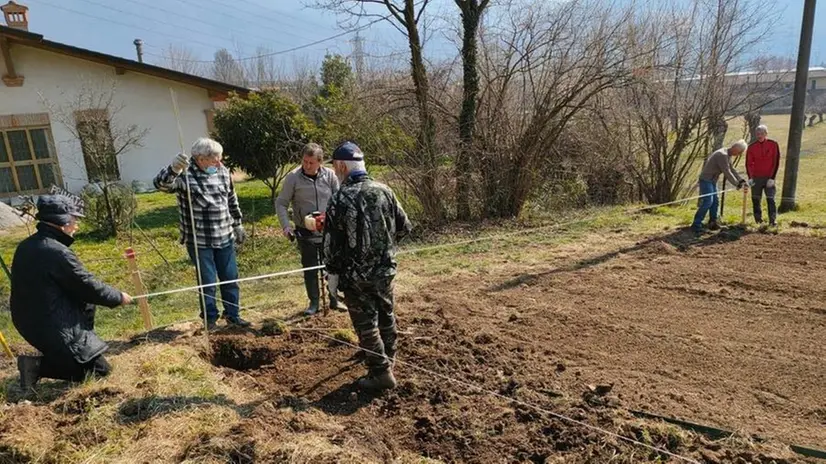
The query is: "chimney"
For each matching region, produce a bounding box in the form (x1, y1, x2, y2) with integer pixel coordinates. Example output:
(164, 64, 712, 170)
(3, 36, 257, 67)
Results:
(133, 39, 144, 63)
(1, 1, 29, 31)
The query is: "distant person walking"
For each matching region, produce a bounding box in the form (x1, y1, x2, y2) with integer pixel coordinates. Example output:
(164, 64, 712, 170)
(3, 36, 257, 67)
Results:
(747, 125, 781, 226)
(275, 143, 343, 315)
(692, 140, 749, 234)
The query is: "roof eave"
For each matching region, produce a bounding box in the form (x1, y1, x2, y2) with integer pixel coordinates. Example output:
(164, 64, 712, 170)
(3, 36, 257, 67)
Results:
(0, 25, 249, 96)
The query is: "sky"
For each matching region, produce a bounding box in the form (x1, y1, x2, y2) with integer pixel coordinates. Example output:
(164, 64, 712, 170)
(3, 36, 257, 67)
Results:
(8, 0, 826, 77)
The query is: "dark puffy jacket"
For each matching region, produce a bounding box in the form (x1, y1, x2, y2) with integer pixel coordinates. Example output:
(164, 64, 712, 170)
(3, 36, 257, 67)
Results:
(10, 223, 123, 363)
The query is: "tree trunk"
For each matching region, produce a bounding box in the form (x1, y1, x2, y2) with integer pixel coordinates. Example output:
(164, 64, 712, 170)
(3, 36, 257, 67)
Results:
(402, 0, 443, 223)
(455, 0, 484, 221)
(710, 116, 728, 151)
(745, 111, 762, 143)
(101, 182, 117, 237)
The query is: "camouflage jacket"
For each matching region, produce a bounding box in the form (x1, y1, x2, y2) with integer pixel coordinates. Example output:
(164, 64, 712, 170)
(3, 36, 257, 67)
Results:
(323, 172, 412, 283)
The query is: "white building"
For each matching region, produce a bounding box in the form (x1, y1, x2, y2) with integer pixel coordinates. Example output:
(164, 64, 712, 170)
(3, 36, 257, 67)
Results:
(0, 1, 248, 198)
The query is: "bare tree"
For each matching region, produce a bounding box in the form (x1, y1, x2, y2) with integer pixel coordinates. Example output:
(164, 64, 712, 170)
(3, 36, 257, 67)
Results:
(314, 0, 445, 223)
(160, 44, 206, 76)
(212, 48, 247, 86)
(243, 47, 282, 89)
(620, 0, 779, 204)
(471, 0, 642, 218)
(40, 79, 148, 236)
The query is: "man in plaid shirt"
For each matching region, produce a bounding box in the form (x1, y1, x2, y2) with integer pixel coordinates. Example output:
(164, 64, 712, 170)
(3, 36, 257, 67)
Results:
(154, 137, 249, 330)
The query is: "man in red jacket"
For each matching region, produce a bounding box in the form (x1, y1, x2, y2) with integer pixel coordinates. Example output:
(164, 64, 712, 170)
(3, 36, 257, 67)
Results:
(746, 124, 781, 226)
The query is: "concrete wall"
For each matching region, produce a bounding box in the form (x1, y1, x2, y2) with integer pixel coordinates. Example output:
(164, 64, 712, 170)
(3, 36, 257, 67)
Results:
(0, 45, 214, 193)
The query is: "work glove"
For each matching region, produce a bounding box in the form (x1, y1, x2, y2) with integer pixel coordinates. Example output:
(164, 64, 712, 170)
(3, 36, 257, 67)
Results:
(737, 179, 747, 190)
(233, 225, 246, 245)
(748, 178, 756, 187)
(171, 153, 190, 174)
(767, 179, 776, 188)
(283, 226, 294, 241)
(327, 274, 339, 298)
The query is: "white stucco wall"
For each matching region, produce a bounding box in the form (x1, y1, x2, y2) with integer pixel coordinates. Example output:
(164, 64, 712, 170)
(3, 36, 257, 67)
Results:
(0, 45, 215, 193)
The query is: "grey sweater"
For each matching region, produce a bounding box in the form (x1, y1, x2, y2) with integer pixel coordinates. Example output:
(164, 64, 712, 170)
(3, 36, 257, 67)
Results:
(275, 166, 339, 231)
(700, 148, 744, 185)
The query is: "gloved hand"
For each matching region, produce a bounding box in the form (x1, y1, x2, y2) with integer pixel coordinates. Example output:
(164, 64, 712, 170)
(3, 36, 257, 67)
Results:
(233, 225, 246, 245)
(767, 179, 776, 188)
(283, 226, 294, 240)
(171, 153, 190, 174)
(748, 178, 756, 187)
(738, 179, 747, 190)
(327, 274, 339, 298)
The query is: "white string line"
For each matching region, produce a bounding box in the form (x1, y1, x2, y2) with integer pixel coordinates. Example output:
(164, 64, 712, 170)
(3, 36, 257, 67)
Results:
(130, 187, 738, 299)
(311, 331, 701, 464)
(398, 187, 741, 256)
(129, 281, 697, 461)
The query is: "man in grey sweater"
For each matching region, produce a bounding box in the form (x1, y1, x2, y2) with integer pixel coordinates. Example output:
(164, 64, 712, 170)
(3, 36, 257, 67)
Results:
(275, 143, 342, 315)
(691, 139, 749, 234)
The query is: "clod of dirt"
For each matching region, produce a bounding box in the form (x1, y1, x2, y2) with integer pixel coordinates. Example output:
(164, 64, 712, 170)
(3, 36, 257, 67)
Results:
(508, 314, 520, 323)
(179, 432, 256, 464)
(587, 383, 614, 396)
(474, 332, 495, 344)
(54, 387, 124, 415)
(211, 336, 277, 371)
(790, 221, 810, 228)
(650, 240, 679, 255)
(260, 319, 289, 336)
(555, 362, 566, 373)
(328, 329, 357, 346)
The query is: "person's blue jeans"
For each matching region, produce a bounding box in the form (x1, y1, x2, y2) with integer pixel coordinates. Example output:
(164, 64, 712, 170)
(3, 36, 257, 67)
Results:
(692, 179, 719, 231)
(186, 242, 240, 321)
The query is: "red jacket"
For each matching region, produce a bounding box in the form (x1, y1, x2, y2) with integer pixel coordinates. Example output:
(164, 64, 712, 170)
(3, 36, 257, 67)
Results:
(746, 139, 781, 179)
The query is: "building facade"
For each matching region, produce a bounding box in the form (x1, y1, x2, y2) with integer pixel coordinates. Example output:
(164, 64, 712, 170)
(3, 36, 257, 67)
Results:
(0, 1, 247, 198)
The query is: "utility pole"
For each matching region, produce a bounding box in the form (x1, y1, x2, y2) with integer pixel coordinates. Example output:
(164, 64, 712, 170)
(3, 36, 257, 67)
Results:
(133, 39, 144, 63)
(350, 32, 365, 84)
(780, 0, 817, 213)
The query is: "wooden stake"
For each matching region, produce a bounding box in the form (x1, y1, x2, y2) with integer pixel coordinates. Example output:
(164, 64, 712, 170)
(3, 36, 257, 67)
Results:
(0, 331, 14, 358)
(741, 188, 748, 225)
(319, 247, 329, 317)
(125, 247, 153, 330)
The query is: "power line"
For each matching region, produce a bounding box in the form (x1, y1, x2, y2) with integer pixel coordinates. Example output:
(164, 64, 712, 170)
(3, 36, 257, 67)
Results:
(172, 0, 318, 45)
(68, 0, 262, 52)
(143, 16, 389, 64)
(27, 0, 248, 53)
(233, 0, 332, 31)
(118, 0, 295, 50)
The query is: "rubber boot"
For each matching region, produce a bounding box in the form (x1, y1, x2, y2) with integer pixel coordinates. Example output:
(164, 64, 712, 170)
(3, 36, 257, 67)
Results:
(304, 300, 320, 316)
(707, 220, 721, 231)
(17, 355, 41, 391)
(358, 369, 397, 391)
(330, 295, 347, 312)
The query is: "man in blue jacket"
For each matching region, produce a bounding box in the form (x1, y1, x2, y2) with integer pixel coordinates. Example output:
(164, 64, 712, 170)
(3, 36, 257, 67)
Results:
(11, 195, 132, 391)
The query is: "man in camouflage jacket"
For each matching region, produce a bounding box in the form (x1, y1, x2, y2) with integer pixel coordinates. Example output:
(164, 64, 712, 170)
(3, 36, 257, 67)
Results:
(323, 142, 412, 391)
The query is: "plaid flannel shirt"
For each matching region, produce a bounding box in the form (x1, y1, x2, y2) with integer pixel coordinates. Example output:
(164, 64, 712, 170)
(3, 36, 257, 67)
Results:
(153, 160, 242, 248)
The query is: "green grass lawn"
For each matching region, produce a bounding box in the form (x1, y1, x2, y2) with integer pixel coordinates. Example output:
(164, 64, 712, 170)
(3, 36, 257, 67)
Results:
(0, 114, 825, 346)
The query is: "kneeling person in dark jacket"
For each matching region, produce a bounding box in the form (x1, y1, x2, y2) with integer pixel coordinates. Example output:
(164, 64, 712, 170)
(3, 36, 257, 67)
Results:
(11, 195, 133, 391)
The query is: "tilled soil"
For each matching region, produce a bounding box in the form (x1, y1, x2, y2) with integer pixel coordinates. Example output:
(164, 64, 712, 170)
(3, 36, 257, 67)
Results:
(203, 230, 826, 463)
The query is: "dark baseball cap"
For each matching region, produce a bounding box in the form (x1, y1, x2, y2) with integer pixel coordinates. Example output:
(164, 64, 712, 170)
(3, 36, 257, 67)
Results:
(330, 141, 364, 162)
(35, 194, 85, 225)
